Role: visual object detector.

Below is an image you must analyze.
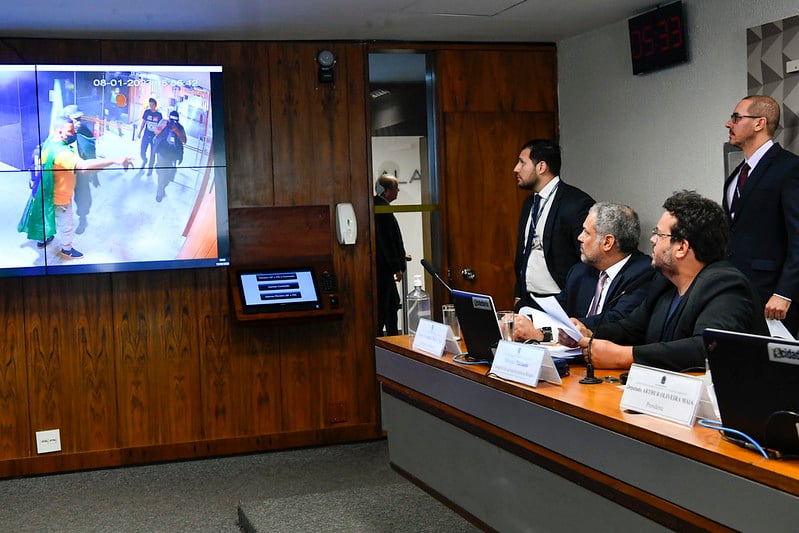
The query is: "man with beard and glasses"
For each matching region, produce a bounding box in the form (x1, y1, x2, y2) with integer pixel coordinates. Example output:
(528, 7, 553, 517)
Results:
(570, 190, 768, 372)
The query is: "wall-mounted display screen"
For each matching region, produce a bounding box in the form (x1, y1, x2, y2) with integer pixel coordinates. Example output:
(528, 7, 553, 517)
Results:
(0, 64, 229, 276)
(238, 268, 322, 313)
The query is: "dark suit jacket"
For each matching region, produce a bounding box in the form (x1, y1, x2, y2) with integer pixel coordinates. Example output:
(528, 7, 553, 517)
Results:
(374, 195, 407, 278)
(593, 261, 768, 372)
(514, 181, 594, 305)
(723, 143, 799, 332)
(556, 251, 654, 329)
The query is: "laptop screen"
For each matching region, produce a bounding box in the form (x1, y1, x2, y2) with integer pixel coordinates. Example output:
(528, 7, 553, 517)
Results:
(451, 289, 503, 361)
(703, 328, 799, 455)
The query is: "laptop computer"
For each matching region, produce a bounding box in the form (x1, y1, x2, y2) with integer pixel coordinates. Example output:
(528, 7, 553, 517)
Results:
(703, 328, 799, 456)
(450, 289, 503, 362)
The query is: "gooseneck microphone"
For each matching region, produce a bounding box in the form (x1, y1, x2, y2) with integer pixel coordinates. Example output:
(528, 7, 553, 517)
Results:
(420, 259, 453, 293)
(579, 335, 603, 385)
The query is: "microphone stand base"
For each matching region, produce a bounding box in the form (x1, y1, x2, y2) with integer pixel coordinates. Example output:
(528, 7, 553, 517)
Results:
(579, 376, 604, 384)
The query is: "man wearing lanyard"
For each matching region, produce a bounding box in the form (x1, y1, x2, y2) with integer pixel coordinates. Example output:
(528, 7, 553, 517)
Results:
(512, 139, 594, 310)
(723, 95, 799, 335)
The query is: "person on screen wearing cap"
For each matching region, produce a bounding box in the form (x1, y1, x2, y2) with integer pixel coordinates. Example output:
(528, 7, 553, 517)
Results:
(19, 115, 134, 259)
(152, 110, 187, 202)
(62, 104, 99, 235)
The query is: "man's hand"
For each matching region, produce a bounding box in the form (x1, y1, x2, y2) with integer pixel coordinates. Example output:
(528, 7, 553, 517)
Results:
(577, 337, 633, 369)
(513, 315, 542, 342)
(765, 295, 791, 321)
(570, 317, 592, 339)
(120, 156, 134, 170)
(393, 271, 403, 282)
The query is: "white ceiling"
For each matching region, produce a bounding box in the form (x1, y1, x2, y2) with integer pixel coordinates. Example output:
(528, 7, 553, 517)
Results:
(3, 0, 659, 43)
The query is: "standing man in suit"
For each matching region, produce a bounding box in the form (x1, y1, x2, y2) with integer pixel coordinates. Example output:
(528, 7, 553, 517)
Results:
(574, 191, 768, 372)
(723, 95, 799, 334)
(514, 202, 654, 342)
(513, 139, 594, 310)
(374, 174, 409, 336)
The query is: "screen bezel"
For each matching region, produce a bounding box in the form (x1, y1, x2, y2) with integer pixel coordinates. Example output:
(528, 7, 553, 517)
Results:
(0, 63, 230, 277)
(237, 267, 323, 314)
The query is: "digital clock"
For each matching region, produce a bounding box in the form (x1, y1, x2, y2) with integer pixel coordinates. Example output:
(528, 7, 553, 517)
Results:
(628, 1, 688, 75)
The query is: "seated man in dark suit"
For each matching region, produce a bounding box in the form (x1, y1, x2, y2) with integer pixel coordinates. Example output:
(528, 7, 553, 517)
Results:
(574, 190, 769, 373)
(514, 202, 654, 342)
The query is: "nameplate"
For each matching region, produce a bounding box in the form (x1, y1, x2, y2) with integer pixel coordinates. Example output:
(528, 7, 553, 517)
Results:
(489, 340, 562, 387)
(412, 318, 460, 358)
(620, 364, 704, 427)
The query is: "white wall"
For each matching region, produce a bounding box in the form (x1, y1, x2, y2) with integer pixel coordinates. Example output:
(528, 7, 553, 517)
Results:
(558, 0, 797, 247)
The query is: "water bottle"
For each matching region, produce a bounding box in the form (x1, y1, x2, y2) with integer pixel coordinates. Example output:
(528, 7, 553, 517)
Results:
(406, 274, 430, 337)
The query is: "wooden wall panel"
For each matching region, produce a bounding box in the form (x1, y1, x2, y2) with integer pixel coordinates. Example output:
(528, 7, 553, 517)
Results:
(435, 45, 558, 308)
(227, 324, 282, 436)
(0, 278, 31, 459)
(193, 267, 236, 439)
(24, 274, 118, 453)
(437, 48, 558, 113)
(156, 271, 203, 443)
(269, 43, 355, 205)
(112, 270, 202, 446)
(442, 112, 556, 308)
(187, 41, 274, 208)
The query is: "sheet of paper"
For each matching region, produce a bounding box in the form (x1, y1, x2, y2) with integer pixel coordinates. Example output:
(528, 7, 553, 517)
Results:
(529, 296, 584, 341)
(517, 306, 582, 358)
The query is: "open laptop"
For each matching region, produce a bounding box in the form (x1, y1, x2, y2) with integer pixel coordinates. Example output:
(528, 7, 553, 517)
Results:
(703, 328, 799, 456)
(451, 289, 503, 362)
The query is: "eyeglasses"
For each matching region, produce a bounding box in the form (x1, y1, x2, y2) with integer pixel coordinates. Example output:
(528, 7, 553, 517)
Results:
(729, 113, 763, 124)
(651, 228, 672, 240)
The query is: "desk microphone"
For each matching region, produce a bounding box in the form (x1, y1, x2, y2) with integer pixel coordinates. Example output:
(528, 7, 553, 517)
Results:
(579, 336, 603, 385)
(420, 259, 453, 293)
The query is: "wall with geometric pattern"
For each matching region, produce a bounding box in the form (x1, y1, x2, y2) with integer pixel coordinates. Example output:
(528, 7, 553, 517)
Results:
(748, 15, 799, 153)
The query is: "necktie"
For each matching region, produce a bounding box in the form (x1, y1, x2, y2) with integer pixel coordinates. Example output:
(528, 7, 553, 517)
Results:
(522, 194, 541, 261)
(730, 163, 750, 216)
(587, 271, 608, 316)
(520, 194, 541, 293)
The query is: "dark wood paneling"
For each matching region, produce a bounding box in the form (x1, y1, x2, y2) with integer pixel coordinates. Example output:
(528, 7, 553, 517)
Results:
(0, 278, 31, 459)
(24, 274, 118, 453)
(229, 205, 332, 265)
(437, 48, 557, 113)
(186, 41, 274, 207)
(269, 43, 355, 205)
(113, 270, 202, 447)
(442, 112, 556, 308)
(436, 45, 558, 310)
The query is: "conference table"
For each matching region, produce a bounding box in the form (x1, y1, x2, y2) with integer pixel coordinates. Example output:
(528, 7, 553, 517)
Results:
(375, 336, 799, 532)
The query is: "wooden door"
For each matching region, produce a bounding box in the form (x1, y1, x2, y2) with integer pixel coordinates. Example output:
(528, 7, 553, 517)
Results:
(436, 46, 558, 310)
(442, 112, 556, 309)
